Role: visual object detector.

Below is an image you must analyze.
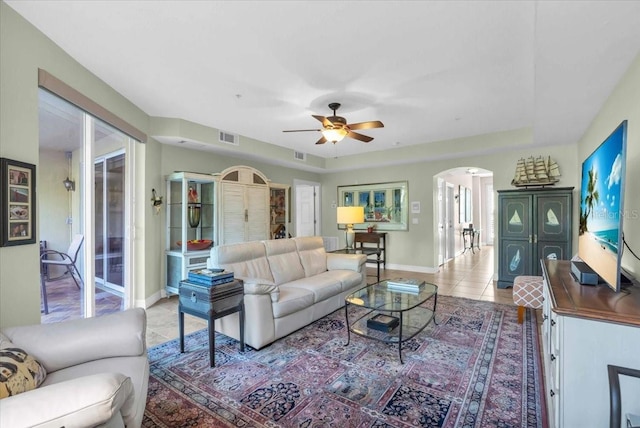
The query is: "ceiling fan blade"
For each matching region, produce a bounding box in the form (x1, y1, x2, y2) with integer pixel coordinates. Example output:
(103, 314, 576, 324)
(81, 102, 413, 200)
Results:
(283, 129, 322, 133)
(347, 131, 373, 143)
(347, 120, 384, 130)
(315, 136, 328, 145)
(312, 114, 334, 128)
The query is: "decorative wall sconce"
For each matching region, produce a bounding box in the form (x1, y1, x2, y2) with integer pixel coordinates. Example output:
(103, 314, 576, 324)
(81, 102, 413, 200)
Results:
(62, 151, 75, 191)
(151, 188, 163, 215)
(62, 177, 75, 192)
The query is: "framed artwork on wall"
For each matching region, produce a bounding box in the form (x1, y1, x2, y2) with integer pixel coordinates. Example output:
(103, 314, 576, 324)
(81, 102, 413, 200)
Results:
(338, 181, 408, 231)
(1, 158, 36, 246)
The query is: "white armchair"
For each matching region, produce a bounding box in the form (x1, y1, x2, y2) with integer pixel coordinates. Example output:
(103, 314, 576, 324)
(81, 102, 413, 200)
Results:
(0, 308, 149, 428)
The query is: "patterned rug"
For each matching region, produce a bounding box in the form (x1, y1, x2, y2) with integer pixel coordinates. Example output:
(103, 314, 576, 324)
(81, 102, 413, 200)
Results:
(143, 295, 546, 427)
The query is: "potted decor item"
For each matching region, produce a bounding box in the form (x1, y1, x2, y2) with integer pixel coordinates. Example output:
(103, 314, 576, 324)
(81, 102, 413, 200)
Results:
(187, 186, 201, 228)
(367, 224, 375, 233)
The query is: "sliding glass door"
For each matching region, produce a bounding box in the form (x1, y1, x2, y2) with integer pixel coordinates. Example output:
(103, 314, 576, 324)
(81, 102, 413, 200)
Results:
(95, 151, 125, 294)
(38, 89, 134, 320)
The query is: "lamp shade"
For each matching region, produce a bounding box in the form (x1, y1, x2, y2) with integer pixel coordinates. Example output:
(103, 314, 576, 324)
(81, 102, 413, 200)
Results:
(337, 206, 364, 225)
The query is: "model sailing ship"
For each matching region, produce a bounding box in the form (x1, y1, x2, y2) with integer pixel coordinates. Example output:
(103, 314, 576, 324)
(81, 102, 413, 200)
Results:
(511, 156, 561, 187)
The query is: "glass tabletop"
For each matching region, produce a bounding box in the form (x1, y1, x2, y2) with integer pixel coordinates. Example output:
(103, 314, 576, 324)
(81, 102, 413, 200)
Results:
(346, 279, 437, 312)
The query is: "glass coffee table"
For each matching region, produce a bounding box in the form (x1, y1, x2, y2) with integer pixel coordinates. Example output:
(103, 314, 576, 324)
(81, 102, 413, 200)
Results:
(344, 279, 438, 363)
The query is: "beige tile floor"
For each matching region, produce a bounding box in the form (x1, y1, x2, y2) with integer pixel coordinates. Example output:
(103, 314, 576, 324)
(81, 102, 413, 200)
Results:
(145, 245, 513, 347)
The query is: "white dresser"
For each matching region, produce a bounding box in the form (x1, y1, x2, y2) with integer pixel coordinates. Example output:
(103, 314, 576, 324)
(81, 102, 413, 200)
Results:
(541, 260, 640, 428)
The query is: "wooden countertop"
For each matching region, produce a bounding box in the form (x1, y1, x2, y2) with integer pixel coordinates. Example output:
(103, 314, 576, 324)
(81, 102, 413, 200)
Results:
(542, 260, 640, 327)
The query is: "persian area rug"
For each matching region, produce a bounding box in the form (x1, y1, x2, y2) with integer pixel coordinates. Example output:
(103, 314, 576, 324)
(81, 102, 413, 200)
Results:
(143, 295, 546, 427)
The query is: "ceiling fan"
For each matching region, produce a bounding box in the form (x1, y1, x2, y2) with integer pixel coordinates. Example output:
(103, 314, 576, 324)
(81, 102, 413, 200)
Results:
(283, 102, 384, 145)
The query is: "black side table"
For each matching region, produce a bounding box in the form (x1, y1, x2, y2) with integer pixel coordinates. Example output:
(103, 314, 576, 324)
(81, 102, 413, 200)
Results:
(178, 279, 245, 367)
(462, 228, 480, 254)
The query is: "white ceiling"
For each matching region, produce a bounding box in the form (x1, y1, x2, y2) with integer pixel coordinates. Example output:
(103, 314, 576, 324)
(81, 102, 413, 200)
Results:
(7, 1, 640, 161)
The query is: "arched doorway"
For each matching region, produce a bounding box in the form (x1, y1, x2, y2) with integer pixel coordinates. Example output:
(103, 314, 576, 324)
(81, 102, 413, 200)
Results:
(434, 167, 494, 267)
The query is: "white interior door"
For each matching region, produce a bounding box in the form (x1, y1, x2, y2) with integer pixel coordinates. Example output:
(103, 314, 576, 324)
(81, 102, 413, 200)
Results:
(295, 181, 320, 237)
(437, 178, 445, 266)
(446, 183, 455, 260)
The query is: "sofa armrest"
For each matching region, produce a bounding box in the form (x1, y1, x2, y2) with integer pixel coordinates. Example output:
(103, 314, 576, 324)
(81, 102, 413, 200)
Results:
(0, 373, 134, 428)
(244, 279, 280, 302)
(327, 253, 366, 272)
(2, 308, 146, 373)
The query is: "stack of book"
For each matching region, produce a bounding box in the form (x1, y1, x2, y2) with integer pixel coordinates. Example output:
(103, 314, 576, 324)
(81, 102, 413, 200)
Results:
(386, 278, 424, 294)
(187, 268, 234, 287)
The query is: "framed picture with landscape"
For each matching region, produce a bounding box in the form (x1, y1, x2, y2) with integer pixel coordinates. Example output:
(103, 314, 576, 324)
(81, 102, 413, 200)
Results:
(338, 181, 408, 231)
(1, 158, 36, 246)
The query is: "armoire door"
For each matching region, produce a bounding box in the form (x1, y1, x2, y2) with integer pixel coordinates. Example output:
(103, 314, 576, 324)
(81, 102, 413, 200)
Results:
(220, 182, 269, 244)
(500, 195, 532, 240)
(245, 186, 269, 242)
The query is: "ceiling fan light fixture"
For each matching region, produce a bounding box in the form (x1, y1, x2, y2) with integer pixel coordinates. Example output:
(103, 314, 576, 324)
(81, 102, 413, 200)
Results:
(321, 127, 347, 143)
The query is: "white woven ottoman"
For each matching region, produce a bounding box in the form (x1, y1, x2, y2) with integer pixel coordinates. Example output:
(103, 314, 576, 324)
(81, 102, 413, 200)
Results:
(513, 275, 543, 324)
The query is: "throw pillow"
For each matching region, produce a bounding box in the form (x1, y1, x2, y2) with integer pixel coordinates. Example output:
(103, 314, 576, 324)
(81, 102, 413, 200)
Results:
(0, 344, 47, 399)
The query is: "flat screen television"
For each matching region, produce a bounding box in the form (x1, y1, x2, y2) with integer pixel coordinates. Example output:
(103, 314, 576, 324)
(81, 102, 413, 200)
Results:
(578, 120, 628, 292)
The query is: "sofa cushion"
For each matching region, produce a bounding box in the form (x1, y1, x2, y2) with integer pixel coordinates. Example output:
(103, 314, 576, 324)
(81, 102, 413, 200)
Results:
(1, 372, 133, 428)
(264, 239, 305, 285)
(294, 236, 328, 277)
(0, 343, 47, 399)
(316, 269, 364, 292)
(210, 241, 274, 283)
(284, 275, 342, 303)
(272, 286, 315, 318)
(3, 308, 146, 374)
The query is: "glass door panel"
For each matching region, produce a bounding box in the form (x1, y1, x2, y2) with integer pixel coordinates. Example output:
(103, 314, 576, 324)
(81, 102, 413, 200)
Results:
(95, 151, 125, 294)
(106, 154, 124, 288)
(95, 161, 105, 282)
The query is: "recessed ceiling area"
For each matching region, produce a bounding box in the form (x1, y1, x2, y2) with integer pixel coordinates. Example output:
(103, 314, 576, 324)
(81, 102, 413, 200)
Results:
(8, 1, 640, 162)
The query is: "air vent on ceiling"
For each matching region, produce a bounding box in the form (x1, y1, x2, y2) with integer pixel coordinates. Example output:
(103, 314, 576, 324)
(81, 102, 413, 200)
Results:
(219, 131, 238, 146)
(294, 151, 306, 161)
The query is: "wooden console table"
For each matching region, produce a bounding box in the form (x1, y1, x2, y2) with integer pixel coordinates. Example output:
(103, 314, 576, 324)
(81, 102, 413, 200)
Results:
(540, 260, 640, 427)
(355, 232, 387, 268)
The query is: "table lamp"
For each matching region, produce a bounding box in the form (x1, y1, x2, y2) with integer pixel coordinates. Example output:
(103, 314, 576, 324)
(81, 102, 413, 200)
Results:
(337, 206, 364, 249)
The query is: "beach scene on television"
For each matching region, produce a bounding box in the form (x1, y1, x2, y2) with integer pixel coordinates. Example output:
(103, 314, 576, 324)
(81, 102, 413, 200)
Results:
(578, 122, 626, 287)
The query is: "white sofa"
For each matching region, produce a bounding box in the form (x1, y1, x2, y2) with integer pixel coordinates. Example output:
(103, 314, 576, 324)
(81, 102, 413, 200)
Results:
(0, 308, 149, 428)
(207, 236, 367, 350)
